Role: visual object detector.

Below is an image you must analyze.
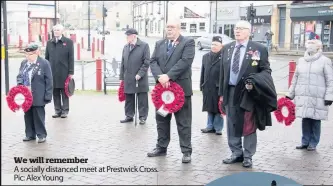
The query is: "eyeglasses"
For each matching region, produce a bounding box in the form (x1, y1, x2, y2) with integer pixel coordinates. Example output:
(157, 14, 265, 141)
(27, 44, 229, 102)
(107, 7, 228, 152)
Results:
(234, 27, 249, 31)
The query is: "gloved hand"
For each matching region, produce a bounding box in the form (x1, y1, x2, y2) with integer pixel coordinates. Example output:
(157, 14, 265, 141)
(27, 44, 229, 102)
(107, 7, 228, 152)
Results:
(245, 79, 253, 91)
(285, 96, 293, 100)
(324, 100, 332, 106)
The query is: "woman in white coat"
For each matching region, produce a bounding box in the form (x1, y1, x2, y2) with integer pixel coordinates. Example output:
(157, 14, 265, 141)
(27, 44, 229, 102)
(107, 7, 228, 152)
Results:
(287, 39, 333, 151)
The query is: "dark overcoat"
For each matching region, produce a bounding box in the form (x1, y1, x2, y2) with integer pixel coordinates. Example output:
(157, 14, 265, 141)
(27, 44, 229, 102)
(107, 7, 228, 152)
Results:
(45, 35, 74, 88)
(149, 35, 195, 97)
(119, 38, 150, 94)
(17, 57, 53, 106)
(200, 51, 222, 114)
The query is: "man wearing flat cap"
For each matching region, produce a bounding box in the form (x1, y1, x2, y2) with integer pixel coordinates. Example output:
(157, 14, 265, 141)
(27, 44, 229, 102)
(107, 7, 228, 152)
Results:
(200, 36, 224, 135)
(17, 43, 53, 143)
(45, 24, 74, 118)
(119, 28, 150, 124)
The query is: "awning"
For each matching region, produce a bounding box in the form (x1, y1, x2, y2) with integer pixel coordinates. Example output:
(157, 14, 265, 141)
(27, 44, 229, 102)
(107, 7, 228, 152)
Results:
(290, 4, 333, 21)
(29, 11, 61, 19)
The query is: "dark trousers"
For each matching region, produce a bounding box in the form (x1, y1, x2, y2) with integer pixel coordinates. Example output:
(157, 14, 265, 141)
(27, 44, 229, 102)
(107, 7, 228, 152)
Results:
(125, 92, 148, 120)
(24, 106, 47, 138)
(301, 118, 321, 148)
(156, 96, 192, 154)
(53, 88, 69, 115)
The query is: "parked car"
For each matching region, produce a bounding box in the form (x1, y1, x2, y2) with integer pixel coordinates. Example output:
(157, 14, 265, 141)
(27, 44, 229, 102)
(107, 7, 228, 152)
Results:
(196, 34, 234, 50)
(97, 27, 110, 35)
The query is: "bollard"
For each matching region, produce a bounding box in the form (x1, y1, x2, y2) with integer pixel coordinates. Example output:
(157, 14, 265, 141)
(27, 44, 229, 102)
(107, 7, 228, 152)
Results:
(42, 35, 45, 47)
(93, 37, 95, 45)
(18, 35, 22, 49)
(288, 60, 296, 88)
(101, 40, 104, 55)
(92, 42, 95, 59)
(77, 43, 81, 60)
(97, 38, 100, 52)
(96, 58, 102, 91)
(81, 37, 84, 49)
(7, 34, 10, 45)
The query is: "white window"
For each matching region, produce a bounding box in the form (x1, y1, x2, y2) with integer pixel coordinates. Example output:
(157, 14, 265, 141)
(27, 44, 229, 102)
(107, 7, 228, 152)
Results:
(181, 23, 186, 30)
(199, 22, 205, 31)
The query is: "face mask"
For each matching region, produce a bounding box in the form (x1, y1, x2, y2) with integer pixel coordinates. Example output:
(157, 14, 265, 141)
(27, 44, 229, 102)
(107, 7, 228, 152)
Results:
(306, 44, 317, 53)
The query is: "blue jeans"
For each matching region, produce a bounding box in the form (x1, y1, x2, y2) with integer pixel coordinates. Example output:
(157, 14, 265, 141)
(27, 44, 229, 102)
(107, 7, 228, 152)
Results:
(266, 40, 272, 51)
(301, 118, 321, 148)
(207, 112, 224, 132)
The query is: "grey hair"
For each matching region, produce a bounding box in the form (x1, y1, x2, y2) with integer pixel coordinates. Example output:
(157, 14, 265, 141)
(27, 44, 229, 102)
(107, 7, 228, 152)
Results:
(53, 24, 64, 31)
(235, 20, 252, 31)
(305, 39, 323, 49)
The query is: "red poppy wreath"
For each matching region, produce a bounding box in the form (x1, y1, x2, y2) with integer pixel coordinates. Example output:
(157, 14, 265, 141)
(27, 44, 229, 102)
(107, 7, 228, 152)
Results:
(118, 81, 126, 102)
(274, 97, 296, 126)
(151, 81, 185, 116)
(64, 76, 72, 97)
(218, 100, 226, 116)
(6, 85, 33, 113)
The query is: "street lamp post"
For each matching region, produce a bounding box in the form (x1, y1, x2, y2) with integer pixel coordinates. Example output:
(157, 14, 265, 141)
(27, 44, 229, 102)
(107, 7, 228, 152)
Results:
(2, 1, 10, 95)
(87, 1, 91, 51)
(214, 1, 217, 34)
(209, 1, 212, 33)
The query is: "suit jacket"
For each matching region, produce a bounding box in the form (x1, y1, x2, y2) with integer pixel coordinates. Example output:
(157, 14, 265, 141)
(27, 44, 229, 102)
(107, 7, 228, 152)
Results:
(119, 38, 150, 93)
(45, 35, 74, 88)
(150, 35, 195, 96)
(17, 57, 53, 106)
(218, 40, 272, 107)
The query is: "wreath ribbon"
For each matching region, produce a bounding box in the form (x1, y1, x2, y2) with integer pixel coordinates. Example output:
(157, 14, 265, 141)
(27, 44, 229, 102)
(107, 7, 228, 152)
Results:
(151, 82, 185, 115)
(6, 85, 33, 113)
(274, 97, 296, 126)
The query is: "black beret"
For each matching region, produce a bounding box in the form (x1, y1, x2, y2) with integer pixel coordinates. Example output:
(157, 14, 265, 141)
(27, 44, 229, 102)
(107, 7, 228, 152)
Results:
(24, 43, 39, 52)
(125, 28, 138, 35)
(212, 36, 223, 44)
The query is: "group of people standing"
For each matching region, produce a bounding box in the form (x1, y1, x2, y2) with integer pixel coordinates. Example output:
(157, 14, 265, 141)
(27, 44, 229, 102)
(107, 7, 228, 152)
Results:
(17, 18, 332, 169)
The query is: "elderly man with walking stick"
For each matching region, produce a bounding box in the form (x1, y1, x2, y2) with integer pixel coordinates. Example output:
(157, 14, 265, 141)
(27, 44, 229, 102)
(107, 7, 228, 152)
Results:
(119, 28, 150, 125)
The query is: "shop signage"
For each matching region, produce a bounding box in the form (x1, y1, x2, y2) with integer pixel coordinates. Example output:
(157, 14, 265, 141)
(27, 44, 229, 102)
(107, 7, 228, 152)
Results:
(290, 5, 333, 20)
(240, 16, 271, 24)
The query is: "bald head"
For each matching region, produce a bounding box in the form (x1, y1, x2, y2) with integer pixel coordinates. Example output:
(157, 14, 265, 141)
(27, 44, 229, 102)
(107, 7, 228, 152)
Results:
(234, 20, 251, 42)
(166, 17, 181, 40)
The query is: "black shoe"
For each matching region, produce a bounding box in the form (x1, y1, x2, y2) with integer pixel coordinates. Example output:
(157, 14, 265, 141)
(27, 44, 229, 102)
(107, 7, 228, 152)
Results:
(201, 128, 215, 133)
(242, 159, 253, 168)
(38, 138, 46, 143)
(307, 146, 316, 151)
(147, 148, 167, 157)
(23, 137, 36, 142)
(296, 145, 308, 149)
(182, 153, 191, 163)
(139, 119, 146, 125)
(120, 117, 133, 123)
(52, 114, 61, 118)
(60, 113, 68, 118)
(215, 131, 222, 135)
(222, 155, 244, 164)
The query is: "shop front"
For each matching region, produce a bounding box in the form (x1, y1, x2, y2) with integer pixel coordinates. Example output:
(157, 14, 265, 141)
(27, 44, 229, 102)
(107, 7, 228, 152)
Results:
(240, 5, 273, 43)
(212, 1, 241, 39)
(290, 2, 333, 51)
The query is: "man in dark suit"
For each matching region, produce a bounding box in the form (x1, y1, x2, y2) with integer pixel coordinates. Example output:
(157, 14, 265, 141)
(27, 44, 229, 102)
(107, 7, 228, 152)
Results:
(119, 28, 150, 124)
(218, 20, 273, 168)
(17, 43, 53, 143)
(45, 24, 74, 118)
(147, 18, 195, 163)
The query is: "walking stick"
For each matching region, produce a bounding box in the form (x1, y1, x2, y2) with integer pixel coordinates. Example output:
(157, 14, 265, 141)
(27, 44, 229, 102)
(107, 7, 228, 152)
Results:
(134, 80, 138, 127)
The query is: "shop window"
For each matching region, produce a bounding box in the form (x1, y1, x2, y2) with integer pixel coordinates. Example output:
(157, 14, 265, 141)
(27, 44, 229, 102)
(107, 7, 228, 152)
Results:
(181, 23, 186, 31)
(224, 24, 235, 39)
(199, 22, 205, 32)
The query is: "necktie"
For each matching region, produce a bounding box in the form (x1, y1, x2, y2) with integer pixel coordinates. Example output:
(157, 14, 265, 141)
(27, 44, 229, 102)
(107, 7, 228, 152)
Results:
(130, 44, 135, 50)
(167, 40, 173, 52)
(232, 45, 243, 74)
(23, 63, 35, 86)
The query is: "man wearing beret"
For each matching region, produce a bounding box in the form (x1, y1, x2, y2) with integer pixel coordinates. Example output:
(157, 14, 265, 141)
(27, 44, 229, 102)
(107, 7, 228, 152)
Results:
(200, 36, 224, 135)
(119, 28, 150, 124)
(45, 24, 74, 118)
(148, 18, 195, 163)
(17, 43, 53, 143)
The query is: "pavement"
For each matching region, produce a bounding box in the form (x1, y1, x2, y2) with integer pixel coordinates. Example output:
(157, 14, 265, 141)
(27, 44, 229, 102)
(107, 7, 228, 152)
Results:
(1, 93, 333, 185)
(2, 30, 295, 95)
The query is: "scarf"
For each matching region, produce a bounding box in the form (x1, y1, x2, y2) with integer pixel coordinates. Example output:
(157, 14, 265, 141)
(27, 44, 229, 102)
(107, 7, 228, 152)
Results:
(303, 49, 322, 62)
(210, 50, 222, 62)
